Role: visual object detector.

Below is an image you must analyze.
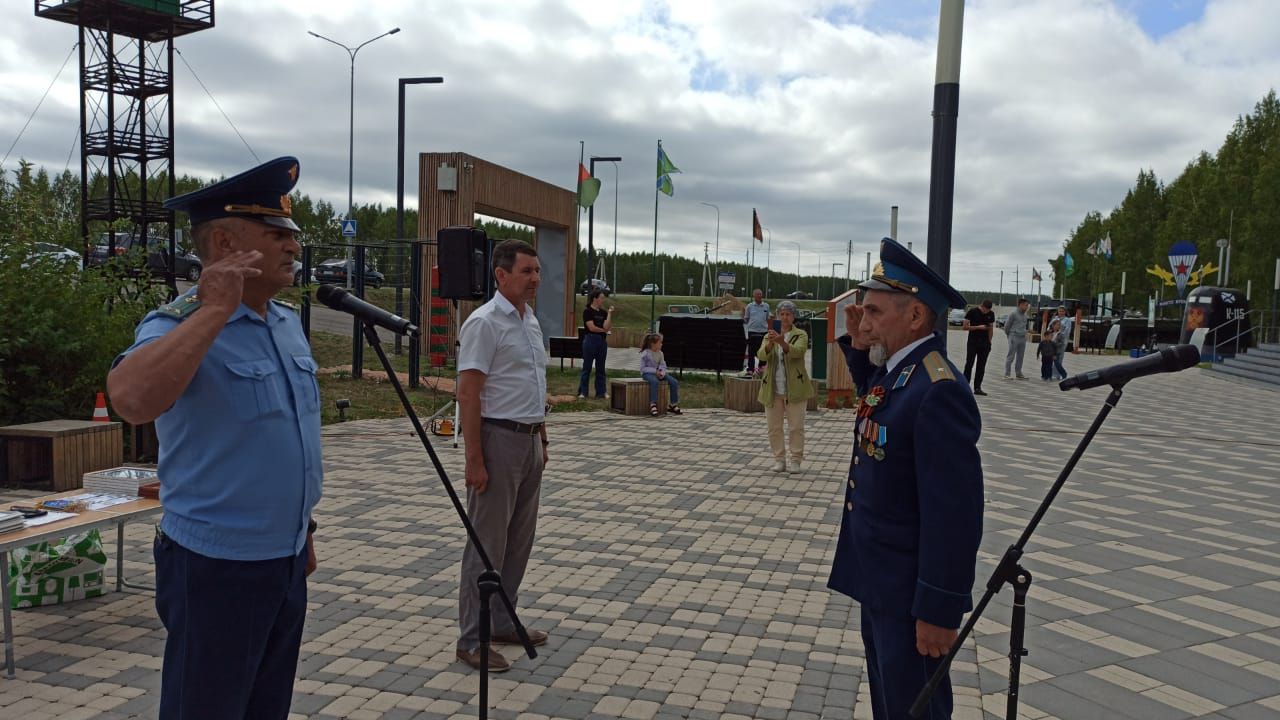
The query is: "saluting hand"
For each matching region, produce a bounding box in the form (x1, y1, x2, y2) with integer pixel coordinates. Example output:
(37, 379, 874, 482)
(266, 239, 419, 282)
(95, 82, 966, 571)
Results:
(844, 303, 871, 350)
(199, 250, 263, 315)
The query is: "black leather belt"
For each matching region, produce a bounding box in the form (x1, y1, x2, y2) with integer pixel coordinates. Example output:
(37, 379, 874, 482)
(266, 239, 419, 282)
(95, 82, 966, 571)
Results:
(482, 417, 544, 435)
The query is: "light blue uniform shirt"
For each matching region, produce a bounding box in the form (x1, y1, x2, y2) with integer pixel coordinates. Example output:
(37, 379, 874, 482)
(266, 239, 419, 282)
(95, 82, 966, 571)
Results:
(115, 289, 323, 561)
(744, 301, 770, 334)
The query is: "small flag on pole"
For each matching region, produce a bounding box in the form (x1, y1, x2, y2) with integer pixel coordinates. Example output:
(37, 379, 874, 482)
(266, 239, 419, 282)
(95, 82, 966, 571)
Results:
(752, 208, 763, 243)
(577, 164, 601, 209)
(657, 145, 680, 196)
(1064, 251, 1076, 277)
(1032, 267, 1042, 282)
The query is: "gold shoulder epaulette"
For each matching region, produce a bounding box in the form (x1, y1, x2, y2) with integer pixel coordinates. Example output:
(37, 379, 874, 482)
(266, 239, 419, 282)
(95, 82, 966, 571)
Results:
(921, 351, 955, 383)
(273, 298, 299, 311)
(156, 293, 202, 320)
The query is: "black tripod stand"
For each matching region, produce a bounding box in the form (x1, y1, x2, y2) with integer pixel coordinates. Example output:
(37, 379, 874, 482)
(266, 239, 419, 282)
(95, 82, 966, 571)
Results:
(911, 384, 1127, 719)
(359, 321, 536, 718)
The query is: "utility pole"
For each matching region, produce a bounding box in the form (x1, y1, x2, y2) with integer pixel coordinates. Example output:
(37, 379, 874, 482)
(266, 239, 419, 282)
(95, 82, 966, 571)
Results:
(846, 239, 852, 292)
(890, 205, 899, 239)
(865, 251, 871, 282)
(700, 242, 710, 295)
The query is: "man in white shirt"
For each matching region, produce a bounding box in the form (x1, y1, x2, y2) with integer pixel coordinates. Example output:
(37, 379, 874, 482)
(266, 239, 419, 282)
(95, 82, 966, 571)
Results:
(455, 239, 550, 672)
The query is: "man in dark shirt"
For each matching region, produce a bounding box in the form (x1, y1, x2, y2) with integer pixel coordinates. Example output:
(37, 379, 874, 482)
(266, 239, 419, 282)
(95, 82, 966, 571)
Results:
(962, 299, 996, 396)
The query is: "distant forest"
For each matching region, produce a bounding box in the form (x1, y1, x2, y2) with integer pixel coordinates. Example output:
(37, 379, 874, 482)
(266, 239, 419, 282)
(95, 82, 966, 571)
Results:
(1049, 89, 1280, 312)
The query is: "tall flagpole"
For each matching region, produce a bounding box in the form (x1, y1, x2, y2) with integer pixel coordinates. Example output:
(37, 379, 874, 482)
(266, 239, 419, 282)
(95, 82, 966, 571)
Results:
(651, 140, 661, 330)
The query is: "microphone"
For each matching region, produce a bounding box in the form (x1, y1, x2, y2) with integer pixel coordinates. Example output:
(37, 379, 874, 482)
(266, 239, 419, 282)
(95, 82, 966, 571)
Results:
(316, 284, 420, 337)
(1058, 344, 1199, 391)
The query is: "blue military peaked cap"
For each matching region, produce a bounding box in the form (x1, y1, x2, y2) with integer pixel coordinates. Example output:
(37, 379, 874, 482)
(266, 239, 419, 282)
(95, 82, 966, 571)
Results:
(164, 156, 301, 231)
(859, 237, 967, 314)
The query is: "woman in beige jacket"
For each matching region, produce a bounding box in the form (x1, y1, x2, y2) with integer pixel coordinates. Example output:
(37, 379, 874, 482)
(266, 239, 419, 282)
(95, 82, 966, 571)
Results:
(757, 301, 814, 473)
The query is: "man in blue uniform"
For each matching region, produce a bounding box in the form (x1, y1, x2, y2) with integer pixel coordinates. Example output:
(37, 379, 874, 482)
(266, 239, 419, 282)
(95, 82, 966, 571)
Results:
(108, 156, 322, 719)
(830, 237, 984, 719)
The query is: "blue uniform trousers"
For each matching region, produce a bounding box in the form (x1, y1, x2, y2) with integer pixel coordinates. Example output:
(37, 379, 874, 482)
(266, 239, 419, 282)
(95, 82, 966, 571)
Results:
(578, 334, 608, 397)
(154, 532, 308, 720)
(861, 606, 953, 720)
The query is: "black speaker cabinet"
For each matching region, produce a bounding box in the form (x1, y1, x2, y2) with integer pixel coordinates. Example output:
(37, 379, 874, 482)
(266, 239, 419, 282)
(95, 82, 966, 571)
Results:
(438, 225, 489, 300)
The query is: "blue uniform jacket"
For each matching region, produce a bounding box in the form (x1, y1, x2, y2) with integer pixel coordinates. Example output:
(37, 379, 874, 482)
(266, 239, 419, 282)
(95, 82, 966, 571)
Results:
(828, 333, 984, 629)
(116, 287, 323, 561)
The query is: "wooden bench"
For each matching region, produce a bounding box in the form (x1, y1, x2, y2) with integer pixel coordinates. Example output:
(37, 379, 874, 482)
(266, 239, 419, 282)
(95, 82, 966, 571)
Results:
(610, 378, 669, 416)
(725, 377, 821, 413)
(0, 420, 123, 491)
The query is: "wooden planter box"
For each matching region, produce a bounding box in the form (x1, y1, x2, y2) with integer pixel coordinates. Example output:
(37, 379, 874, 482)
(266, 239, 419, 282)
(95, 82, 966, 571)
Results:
(0, 420, 123, 491)
(610, 378, 669, 416)
(725, 377, 819, 413)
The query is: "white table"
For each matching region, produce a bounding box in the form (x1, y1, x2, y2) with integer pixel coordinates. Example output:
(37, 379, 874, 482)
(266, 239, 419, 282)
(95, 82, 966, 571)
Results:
(0, 492, 162, 679)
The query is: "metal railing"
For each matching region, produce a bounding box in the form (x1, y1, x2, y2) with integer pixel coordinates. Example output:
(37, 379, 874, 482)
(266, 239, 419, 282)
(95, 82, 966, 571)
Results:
(1208, 309, 1263, 362)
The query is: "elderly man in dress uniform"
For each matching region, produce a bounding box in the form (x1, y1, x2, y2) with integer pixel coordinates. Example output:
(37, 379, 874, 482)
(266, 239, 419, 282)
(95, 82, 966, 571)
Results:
(830, 237, 985, 719)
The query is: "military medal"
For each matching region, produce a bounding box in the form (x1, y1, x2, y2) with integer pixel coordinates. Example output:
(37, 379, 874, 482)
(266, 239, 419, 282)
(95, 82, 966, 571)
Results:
(857, 385, 886, 418)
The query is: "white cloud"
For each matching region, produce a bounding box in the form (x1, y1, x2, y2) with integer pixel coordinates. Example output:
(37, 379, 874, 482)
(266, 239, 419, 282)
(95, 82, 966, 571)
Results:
(1, 0, 1276, 292)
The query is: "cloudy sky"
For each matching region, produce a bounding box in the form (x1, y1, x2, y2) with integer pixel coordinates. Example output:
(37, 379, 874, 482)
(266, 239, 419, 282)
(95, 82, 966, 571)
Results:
(2, 0, 1277, 292)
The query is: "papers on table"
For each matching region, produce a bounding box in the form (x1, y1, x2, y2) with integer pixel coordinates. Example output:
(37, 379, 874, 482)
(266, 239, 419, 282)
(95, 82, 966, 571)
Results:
(23, 510, 78, 528)
(59, 492, 137, 511)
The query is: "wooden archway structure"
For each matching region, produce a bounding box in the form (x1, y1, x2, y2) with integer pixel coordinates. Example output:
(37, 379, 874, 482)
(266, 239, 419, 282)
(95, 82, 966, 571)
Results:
(417, 152, 578, 340)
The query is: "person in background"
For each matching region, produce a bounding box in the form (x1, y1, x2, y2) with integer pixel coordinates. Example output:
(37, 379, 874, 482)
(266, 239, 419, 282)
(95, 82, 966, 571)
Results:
(107, 157, 320, 719)
(1003, 297, 1031, 379)
(1037, 329, 1059, 381)
(742, 288, 770, 376)
(757, 300, 813, 473)
(962, 298, 996, 395)
(1052, 306, 1071, 380)
(577, 288, 613, 399)
(638, 332, 681, 416)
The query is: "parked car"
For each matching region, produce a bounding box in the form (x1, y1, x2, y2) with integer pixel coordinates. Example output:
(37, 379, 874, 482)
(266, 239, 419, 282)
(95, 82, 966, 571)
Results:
(314, 258, 384, 288)
(31, 242, 80, 266)
(292, 260, 306, 286)
(948, 308, 966, 326)
(785, 290, 811, 300)
(579, 278, 611, 296)
(87, 232, 202, 280)
(640, 282, 660, 295)
(996, 313, 1009, 328)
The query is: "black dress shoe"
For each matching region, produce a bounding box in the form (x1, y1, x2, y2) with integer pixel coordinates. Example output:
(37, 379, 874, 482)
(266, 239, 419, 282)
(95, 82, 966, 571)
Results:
(974, 389, 987, 396)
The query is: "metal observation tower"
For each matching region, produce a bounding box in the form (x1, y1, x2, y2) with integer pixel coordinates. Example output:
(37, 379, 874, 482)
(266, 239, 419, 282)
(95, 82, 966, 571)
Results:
(34, 1, 214, 281)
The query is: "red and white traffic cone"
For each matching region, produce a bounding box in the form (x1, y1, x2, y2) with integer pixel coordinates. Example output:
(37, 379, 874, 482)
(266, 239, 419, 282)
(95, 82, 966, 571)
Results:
(92, 392, 109, 422)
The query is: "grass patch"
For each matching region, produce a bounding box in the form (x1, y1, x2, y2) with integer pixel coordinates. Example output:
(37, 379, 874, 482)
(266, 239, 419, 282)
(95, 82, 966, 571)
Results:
(311, 326, 836, 425)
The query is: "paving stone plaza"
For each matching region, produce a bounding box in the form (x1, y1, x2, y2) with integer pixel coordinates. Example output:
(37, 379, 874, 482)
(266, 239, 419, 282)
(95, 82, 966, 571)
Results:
(2, 331, 1278, 719)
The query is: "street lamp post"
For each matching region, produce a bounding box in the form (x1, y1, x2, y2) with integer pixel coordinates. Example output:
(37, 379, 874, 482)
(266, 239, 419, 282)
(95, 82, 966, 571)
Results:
(793, 242, 801, 293)
(589, 155, 622, 291)
(396, 75, 444, 384)
(699, 202, 719, 295)
(610, 160, 620, 294)
(308, 26, 401, 288)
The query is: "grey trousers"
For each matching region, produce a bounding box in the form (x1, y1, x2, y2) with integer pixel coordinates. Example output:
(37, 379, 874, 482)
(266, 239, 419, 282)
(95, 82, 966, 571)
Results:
(1004, 335, 1027, 375)
(457, 423, 544, 651)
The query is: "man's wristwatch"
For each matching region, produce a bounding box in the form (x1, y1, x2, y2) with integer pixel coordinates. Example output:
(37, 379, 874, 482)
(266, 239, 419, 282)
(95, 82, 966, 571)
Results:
(307, 519, 318, 534)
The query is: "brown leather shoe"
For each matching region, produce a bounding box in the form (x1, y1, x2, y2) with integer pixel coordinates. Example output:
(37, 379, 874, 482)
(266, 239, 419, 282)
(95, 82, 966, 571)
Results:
(491, 629, 548, 647)
(455, 647, 510, 672)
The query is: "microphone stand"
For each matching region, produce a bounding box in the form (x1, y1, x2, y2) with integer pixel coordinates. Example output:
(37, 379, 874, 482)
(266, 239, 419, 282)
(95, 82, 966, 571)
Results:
(910, 383, 1127, 719)
(359, 321, 536, 719)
